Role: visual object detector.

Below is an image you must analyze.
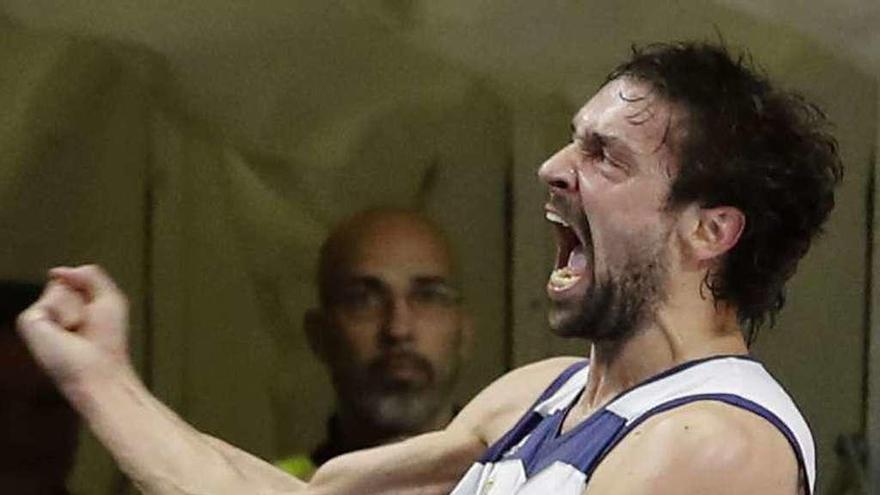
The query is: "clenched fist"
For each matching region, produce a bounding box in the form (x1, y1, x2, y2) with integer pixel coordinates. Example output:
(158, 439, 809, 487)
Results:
(16, 265, 132, 393)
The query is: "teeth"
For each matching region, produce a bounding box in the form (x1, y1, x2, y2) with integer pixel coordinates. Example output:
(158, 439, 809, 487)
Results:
(545, 211, 570, 227)
(549, 267, 581, 290)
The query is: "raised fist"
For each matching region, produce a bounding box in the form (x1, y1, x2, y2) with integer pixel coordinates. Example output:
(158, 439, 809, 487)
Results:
(16, 265, 132, 391)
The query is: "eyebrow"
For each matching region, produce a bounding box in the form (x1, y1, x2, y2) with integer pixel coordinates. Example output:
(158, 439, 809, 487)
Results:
(570, 122, 636, 158)
(339, 275, 384, 289)
(411, 275, 453, 286)
(342, 274, 453, 287)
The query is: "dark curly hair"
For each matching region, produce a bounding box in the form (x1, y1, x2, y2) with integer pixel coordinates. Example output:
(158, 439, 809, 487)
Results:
(606, 41, 843, 342)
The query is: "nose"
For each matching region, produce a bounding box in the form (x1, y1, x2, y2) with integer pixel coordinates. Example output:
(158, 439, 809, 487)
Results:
(538, 146, 578, 193)
(380, 294, 415, 343)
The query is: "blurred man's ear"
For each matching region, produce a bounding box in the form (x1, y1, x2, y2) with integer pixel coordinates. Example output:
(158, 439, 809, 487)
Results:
(304, 308, 331, 363)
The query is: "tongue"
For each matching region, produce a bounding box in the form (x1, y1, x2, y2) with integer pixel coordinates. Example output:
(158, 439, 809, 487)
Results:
(567, 245, 587, 272)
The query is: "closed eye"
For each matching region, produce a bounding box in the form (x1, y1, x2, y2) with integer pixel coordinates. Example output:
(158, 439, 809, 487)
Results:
(573, 135, 613, 166)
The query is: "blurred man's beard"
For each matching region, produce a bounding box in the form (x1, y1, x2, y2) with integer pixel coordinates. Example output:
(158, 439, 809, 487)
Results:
(551, 246, 669, 343)
(359, 388, 445, 432)
(345, 351, 457, 433)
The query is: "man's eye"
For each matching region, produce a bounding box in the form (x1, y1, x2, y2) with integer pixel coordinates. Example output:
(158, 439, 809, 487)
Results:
(601, 154, 622, 168)
(338, 288, 384, 308)
(578, 148, 599, 160)
(410, 285, 461, 307)
(583, 143, 625, 173)
(575, 139, 605, 161)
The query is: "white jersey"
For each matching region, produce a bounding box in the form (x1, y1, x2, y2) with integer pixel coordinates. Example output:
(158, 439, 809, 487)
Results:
(451, 356, 815, 494)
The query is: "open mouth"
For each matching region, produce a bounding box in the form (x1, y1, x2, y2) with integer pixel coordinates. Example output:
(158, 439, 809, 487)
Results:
(545, 210, 591, 291)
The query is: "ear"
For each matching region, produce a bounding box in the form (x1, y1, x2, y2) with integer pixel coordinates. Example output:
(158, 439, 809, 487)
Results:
(687, 205, 745, 262)
(304, 308, 332, 363)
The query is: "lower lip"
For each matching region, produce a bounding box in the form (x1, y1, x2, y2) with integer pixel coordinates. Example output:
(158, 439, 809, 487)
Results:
(382, 356, 427, 376)
(384, 366, 430, 386)
(546, 268, 586, 296)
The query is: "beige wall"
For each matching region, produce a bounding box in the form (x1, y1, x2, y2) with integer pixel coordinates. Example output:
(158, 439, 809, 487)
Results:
(870, 89, 880, 493)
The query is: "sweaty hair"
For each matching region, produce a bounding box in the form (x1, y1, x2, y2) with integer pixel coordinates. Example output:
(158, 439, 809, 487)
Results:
(606, 41, 843, 342)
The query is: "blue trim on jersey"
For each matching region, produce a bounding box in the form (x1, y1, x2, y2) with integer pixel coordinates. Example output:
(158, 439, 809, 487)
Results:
(481, 356, 757, 467)
(742, 356, 817, 462)
(600, 354, 757, 407)
(594, 393, 811, 495)
(526, 409, 626, 476)
(479, 360, 588, 463)
(473, 355, 812, 494)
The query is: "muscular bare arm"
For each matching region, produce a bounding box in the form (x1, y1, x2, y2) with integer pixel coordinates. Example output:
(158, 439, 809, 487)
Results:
(68, 364, 487, 495)
(16, 266, 302, 494)
(584, 401, 803, 495)
(16, 265, 575, 495)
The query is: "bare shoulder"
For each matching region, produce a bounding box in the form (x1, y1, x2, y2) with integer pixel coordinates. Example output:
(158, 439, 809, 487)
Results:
(451, 356, 584, 445)
(586, 401, 802, 495)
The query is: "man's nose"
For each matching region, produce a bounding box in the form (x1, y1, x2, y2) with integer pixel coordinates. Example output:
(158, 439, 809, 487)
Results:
(380, 295, 415, 342)
(537, 147, 578, 193)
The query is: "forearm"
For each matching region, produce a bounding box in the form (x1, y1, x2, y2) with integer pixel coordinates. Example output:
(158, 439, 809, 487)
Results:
(308, 430, 483, 495)
(66, 364, 474, 495)
(63, 363, 306, 495)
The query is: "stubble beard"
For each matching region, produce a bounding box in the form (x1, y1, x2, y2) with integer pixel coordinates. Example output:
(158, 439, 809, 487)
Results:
(551, 246, 669, 346)
(344, 352, 458, 434)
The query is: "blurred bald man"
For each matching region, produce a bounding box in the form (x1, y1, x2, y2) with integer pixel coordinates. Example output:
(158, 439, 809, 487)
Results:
(277, 209, 472, 478)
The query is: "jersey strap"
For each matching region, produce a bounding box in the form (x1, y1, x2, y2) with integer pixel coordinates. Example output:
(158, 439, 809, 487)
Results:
(600, 356, 816, 493)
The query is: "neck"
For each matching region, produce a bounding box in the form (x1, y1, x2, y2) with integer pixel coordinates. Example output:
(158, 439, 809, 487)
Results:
(567, 301, 747, 429)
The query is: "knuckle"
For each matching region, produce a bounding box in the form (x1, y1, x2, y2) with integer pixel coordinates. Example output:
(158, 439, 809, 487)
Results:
(15, 310, 30, 329)
(16, 307, 42, 330)
(115, 293, 130, 311)
(83, 264, 105, 277)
